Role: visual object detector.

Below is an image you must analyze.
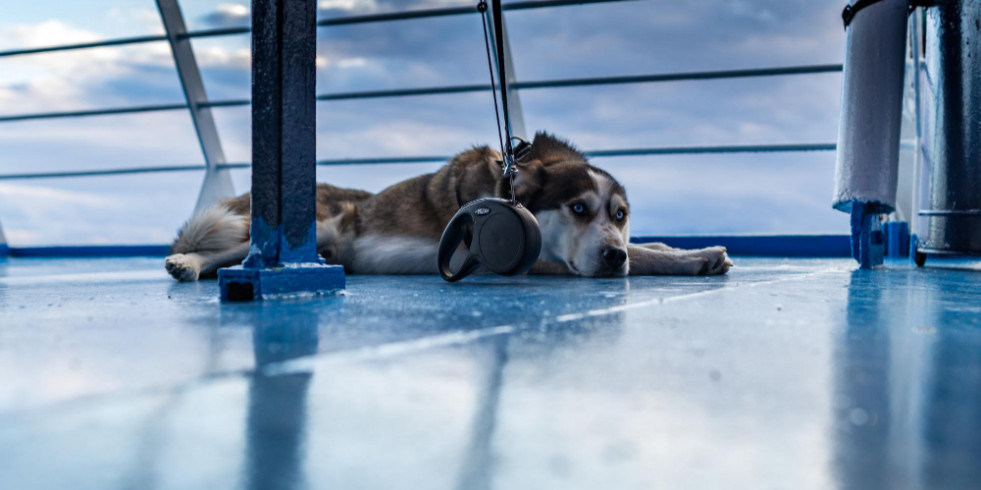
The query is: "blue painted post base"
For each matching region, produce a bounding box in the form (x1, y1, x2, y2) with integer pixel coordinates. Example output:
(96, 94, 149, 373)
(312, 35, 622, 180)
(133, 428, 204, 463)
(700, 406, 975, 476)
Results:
(849, 200, 885, 269)
(218, 264, 345, 301)
(884, 221, 910, 258)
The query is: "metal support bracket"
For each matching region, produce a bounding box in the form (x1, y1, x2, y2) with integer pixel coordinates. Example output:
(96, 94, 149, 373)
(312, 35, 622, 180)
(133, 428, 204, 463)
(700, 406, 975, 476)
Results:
(218, 0, 344, 301)
(156, 0, 236, 214)
(850, 200, 886, 269)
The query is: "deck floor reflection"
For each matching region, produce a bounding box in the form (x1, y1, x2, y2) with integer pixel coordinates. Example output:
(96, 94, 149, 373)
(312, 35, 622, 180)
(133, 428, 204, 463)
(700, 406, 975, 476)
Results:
(0, 257, 979, 489)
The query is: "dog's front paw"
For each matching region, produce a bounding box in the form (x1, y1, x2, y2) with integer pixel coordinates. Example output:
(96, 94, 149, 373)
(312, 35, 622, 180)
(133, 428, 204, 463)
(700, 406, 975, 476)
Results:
(693, 247, 732, 275)
(675, 256, 710, 275)
(165, 254, 201, 282)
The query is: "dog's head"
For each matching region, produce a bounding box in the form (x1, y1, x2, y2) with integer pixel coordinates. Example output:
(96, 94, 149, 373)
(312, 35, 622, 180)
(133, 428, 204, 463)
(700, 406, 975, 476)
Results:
(502, 132, 630, 276)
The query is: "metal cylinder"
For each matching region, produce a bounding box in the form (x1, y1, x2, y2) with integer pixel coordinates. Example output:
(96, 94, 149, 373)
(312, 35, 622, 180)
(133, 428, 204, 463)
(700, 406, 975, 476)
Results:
(920, 0, 981, 255)
(834, 0, 910, 214)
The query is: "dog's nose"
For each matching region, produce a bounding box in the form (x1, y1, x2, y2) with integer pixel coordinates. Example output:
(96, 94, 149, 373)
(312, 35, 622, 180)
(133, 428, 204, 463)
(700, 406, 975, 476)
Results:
(601, 246, 627, 269)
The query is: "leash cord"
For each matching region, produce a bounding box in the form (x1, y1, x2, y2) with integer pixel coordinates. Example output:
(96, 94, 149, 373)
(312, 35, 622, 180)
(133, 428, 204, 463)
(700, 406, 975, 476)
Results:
(478, 0, 519, 203)
(477, 1, 506, 172)
(490, 0, 516, 178)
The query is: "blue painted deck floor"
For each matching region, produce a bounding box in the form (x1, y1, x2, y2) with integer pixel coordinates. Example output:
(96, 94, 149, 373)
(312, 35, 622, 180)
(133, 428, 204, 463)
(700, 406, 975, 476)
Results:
(1, 257, 980, 490)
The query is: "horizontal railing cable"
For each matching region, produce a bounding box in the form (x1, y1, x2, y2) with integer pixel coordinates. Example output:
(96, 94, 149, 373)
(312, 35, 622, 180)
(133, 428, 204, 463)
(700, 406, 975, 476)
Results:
(0, 103, 189, 123)
(0, 165, 206, 180)
(186, 0, 644, 39)
(0, 64, 843, 123)
(0, 34, 168, 59)
(0, 0, 644, 57)
(585, 143, 838, 157)
(0, 143, 837, 180)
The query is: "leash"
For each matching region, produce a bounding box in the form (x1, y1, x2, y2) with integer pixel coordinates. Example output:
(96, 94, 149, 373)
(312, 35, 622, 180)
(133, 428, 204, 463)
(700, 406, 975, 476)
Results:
(477, 0, 530, 203)
(435, 0, 542, 282)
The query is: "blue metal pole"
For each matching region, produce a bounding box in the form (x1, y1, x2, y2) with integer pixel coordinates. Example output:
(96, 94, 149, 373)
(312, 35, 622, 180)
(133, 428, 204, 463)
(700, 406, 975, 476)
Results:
(218, 0, 343, 301)
(245, 0, 319, 267)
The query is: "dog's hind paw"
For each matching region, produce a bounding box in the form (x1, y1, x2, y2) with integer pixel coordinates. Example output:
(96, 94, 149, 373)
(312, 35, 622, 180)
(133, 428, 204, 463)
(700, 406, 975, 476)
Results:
(693, 247, 732, 275)
(165, 253, 201, 282)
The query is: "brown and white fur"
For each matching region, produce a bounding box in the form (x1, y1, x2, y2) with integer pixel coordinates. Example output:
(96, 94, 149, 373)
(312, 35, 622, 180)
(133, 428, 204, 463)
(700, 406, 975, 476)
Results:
(165, 132, 732, 281)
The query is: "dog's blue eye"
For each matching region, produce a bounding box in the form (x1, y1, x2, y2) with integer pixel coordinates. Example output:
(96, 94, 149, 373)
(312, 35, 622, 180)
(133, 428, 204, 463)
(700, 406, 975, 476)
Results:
(572, 203, 586, 215)
(616, 209, 626, 221)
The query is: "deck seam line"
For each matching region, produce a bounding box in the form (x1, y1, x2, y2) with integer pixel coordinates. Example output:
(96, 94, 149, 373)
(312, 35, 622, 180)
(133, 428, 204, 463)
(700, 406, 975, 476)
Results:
(554, 267, 845, 323)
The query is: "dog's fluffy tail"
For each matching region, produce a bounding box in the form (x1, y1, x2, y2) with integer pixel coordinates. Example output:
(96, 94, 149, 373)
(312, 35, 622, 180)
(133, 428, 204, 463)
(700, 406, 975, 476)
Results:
(170, 204, 249, 254)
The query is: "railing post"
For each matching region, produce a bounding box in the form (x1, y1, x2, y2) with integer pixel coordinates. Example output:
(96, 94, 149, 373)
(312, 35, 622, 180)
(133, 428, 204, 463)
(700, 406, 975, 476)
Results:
(155, 0, 236, 214)
(217, 0, 344, 301)
(485, 6, 527, 139)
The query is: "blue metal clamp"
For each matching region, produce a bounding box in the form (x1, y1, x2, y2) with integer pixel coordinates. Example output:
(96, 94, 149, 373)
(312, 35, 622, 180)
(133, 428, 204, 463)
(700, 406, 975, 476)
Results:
(849, 200, 885, 269)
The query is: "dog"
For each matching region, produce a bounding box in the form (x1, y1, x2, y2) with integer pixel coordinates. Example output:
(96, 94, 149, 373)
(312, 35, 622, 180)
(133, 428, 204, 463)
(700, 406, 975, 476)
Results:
(164, 132, 732, 281)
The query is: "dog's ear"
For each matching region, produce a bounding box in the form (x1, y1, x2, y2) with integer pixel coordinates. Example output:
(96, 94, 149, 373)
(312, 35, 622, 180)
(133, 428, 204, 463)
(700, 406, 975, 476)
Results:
(514, 158, 545, 204)
(528, 131, 587, 165)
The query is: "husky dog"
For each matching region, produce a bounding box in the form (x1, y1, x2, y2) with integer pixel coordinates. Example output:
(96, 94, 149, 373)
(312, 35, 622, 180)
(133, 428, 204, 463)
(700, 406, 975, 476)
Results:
(165, 132, 732, 281)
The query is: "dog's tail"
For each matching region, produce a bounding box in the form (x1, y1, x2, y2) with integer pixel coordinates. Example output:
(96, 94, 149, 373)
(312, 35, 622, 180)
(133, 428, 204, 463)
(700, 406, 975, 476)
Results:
(170, 204, 249, 254)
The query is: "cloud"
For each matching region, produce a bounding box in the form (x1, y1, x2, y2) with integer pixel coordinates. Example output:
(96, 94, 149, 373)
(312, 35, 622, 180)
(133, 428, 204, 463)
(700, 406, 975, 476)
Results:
(0, 20, 99, 50)
(199, 3, 250, 28)
(0, 173, 200, 245)
(319, 0, 379, 13)
(0, 20, 180, 115)
(0, 182, 113, 207)
(317, 0, 464, 17)
(0, 182, 115, 244)
(106, 7, 164, 35)
(197, 0, 473, 28)
(194, 45, 251, 70)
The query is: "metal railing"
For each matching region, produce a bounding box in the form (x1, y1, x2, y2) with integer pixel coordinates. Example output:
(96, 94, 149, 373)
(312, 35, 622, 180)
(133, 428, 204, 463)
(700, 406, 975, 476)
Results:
(0, 64, 844, 125)
(0, 0, 842, 243)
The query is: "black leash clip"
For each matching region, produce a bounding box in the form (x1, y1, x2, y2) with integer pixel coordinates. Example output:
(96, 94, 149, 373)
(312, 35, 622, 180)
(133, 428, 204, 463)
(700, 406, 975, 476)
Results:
(512, 136, 532, 163)
(438, 198, 542, 282)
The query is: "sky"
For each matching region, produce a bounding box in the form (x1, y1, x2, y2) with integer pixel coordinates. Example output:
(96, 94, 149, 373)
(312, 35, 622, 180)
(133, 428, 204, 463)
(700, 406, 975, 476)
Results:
(0, 0, 849, 246)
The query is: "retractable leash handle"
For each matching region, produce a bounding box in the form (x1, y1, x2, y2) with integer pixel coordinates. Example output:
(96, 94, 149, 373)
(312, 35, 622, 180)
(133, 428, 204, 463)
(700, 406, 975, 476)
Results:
(438, 198, 542, 282)
(438, 209, 480, 282)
